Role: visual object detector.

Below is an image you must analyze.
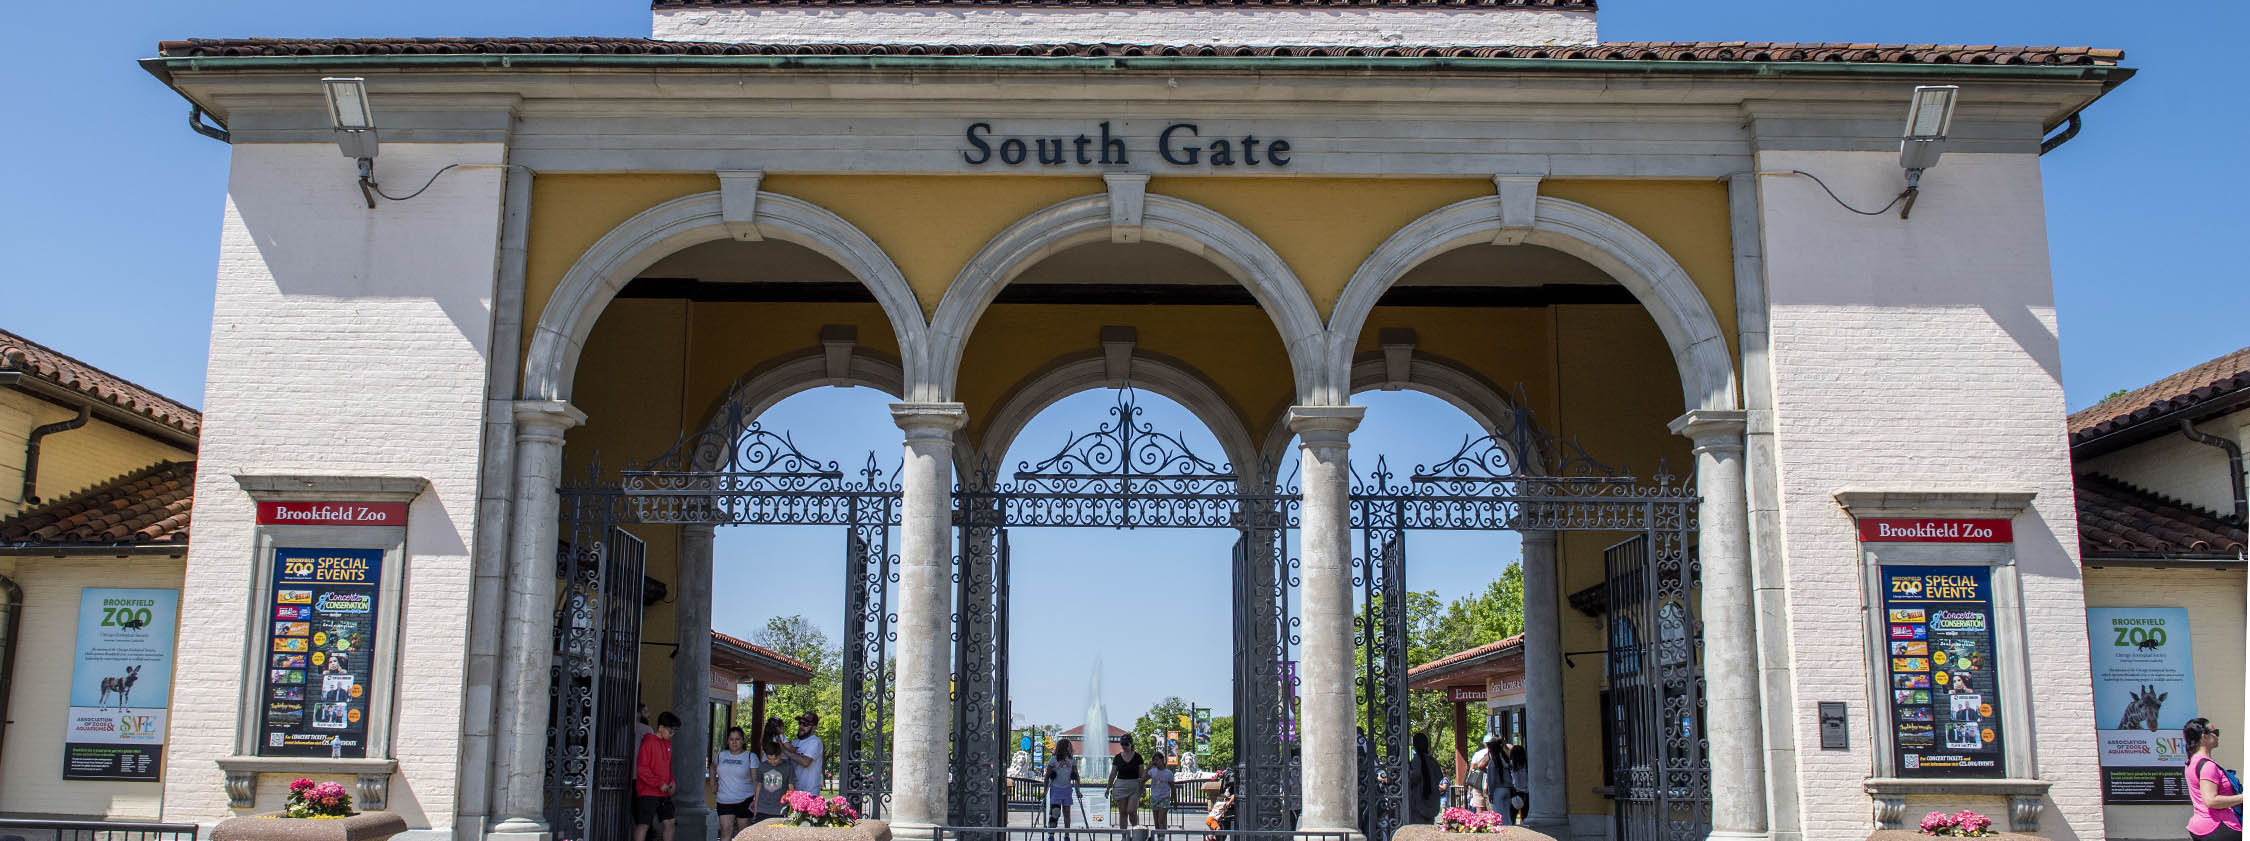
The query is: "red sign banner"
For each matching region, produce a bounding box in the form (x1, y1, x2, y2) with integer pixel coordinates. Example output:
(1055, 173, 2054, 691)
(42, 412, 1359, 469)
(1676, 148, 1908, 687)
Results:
(1857, 518, 2012, 543)
(257, 502, 407, 527)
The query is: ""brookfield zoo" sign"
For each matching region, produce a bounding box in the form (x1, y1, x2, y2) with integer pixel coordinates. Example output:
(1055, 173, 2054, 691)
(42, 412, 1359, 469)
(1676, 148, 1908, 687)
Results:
(964, 122, 1293, 168)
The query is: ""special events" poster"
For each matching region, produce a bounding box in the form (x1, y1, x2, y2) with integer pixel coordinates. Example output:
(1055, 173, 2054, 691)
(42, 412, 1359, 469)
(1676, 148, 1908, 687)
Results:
(2088, 606, 2199, 802)
(1881, 566, 2004, 778)
(65, 588, 179, 781)
(258, 547, 383, 757)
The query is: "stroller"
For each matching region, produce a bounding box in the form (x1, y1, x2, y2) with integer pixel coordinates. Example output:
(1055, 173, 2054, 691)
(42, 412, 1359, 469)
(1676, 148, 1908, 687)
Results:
(1203, 773, 1238, 841)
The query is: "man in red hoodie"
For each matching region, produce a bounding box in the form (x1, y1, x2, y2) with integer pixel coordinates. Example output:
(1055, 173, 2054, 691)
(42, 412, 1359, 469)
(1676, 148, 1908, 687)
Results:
(635, 711, 679, 841)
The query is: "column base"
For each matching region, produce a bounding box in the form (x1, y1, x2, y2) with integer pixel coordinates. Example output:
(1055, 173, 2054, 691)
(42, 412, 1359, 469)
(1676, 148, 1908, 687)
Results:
(486, 817, 551, 841)
(1704, 831, 1771, 841)
(887, 822, 940, 841)
(1522, 815, 1569, 837)
(1296, 825, 1364, 841)
(675, 805, 714, 841)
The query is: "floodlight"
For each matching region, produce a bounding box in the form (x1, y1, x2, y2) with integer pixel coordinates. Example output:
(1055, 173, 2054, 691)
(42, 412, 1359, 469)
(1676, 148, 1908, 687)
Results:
(322, 78, 380, 206)
(1898, 85, 1958, 174)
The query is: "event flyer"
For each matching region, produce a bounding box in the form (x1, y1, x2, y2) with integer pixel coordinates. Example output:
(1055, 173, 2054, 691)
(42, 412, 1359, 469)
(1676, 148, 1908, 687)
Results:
(258, 547, 383, 757)
(64, 588, 179, 781)
(2088, 607, 2198, 802)
(1881, 566, 2004, 778)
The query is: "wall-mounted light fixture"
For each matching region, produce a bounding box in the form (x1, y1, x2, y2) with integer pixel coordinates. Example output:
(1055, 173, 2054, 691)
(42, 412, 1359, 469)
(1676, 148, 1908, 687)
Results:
(1896, 85, 1958, 219)
(324, 78, 381, 207)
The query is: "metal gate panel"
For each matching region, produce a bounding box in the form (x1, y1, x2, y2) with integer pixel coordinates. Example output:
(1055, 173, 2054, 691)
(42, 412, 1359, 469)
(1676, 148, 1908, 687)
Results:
(1604, 534, 1708, 841)
(839, 497, 897, 818)
(546, 525, 645, 841)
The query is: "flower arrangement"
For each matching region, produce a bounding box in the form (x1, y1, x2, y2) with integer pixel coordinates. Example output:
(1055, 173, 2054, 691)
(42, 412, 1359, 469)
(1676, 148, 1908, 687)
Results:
(1918, 810, 1996, 837)
(1437, 807, 1511, 834)
(283, 778, 354, 819)
(781, 791, 861, 828)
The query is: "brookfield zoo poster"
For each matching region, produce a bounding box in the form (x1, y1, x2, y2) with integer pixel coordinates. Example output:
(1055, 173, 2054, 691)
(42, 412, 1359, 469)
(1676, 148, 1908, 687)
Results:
(2089, 607, 2199, 802)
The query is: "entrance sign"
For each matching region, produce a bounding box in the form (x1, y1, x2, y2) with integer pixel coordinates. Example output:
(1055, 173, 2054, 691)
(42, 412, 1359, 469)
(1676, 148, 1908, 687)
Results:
(2088, 607, 2198, 802)
(1857, 518, 2012, 543)
(64, 588, 178, 781)
(962, 122, 1292, 168)
(257, 501, 407, 526)
(257, 547, 384, 757)
(1879, 565, 2004, 777)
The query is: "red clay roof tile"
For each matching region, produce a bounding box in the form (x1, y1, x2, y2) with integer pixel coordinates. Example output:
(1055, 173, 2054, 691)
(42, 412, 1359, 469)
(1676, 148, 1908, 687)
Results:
(2068, 346, 2250, 445)
(2076, 473, 2245, 561)
(1, 328, 199, 436)
(0, 461, 195, 548)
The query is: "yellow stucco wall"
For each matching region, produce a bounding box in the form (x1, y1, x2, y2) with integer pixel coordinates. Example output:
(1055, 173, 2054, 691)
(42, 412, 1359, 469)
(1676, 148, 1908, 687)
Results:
(0, 391, 195, 519)
(2084, 566, 2247, 841)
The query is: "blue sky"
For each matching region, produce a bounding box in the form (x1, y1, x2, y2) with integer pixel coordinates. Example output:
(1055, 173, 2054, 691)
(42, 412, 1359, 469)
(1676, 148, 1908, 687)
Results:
(6, 0, 2242, 724)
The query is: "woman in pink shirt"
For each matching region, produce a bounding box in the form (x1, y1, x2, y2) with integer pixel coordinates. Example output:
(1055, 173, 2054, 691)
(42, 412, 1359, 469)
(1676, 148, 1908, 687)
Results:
(2186, 718, 2244, 841)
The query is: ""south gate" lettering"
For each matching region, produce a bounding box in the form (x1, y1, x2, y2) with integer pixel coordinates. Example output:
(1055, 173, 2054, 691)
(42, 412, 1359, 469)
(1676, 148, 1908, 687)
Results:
(963, 122, 1291, 168)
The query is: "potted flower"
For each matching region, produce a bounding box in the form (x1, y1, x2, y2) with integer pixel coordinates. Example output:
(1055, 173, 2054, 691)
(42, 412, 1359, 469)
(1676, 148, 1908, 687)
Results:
(734, 792, 889, 841)
(212, 778, 408, 841)
(1869, 808, 2041, 840)
(1390, 808, 1558, 841)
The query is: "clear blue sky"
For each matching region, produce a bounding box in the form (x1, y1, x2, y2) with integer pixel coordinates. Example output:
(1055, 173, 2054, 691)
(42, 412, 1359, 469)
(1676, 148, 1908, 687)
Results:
(6, 0, 2243, 724)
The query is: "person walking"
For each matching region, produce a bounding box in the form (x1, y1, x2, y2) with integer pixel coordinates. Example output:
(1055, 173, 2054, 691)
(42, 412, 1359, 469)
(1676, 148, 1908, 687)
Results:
(748, 732, 795, 825)
(634, 712, 679, 841)
(1408, 733, 1442, 825)
(781, 711, 825, 797)
(712, 726, 757, 838)
(2187, 718, 2244, 841)
(1146, 751, 1177, 829)
(1475, 736, 1513, 824)
(1464, 740, 1490, 811)
(1506, 743, 1529, 824)
(1111, 734, 1147, 828)
(1046, 740, 1081, 833)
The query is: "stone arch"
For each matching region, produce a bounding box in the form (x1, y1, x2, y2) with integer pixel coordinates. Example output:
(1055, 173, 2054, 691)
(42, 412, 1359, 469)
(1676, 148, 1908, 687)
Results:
(1326, 196, 1738, 412)
(976, 351, 1258, 482)
(926, 193, 1328, 404)
(521, 191, 929, 404)
(1254, 353, 1538, 478)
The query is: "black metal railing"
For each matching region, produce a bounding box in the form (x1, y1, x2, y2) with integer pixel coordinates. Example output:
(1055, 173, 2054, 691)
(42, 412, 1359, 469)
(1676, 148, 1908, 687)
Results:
(937, 826, 1352, 841)
(1001, 779, 1220, 815)
(0, 819, 201, 841)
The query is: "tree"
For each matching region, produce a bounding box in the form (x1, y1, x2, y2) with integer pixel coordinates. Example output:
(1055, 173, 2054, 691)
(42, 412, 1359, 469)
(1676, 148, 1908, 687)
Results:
(1351, 564, 1526, 771)
(1129, 697, 1198, 763)
(747, 615, 844, 766)
(1204, 714, 1234, 769)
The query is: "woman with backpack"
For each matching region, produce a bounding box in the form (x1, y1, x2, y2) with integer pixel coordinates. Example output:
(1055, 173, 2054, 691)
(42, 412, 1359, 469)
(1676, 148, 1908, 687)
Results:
(1046, 740, 1081, 832)
(2186, 718, 2244, 841)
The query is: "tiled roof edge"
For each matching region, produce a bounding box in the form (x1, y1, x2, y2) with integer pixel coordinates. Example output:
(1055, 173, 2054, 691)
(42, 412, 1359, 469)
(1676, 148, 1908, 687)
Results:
(2069, 346, 2250, 446)
(0, 460, 196, 548)
(1, 328, 201, 436)
(154, 38, 2123, 66)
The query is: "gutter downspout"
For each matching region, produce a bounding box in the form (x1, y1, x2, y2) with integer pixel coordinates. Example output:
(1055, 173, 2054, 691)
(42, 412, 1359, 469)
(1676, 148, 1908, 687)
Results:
(0, 572, 20, 761)
(2180, 418, 2249, 527)
(23, 404, 91, 505)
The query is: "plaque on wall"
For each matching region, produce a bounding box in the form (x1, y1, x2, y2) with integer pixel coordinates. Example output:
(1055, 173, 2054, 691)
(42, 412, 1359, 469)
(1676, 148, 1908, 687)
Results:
(256, 547, 384, 757)
(1880, 565, 2004, 778)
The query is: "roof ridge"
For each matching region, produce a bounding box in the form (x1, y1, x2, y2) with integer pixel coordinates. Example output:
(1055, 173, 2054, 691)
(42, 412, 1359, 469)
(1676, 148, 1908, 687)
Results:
(0, 327, 201, 435)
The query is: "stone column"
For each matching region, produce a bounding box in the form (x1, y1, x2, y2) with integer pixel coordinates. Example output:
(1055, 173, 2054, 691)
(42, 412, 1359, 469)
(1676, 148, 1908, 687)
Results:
(1288, 405, 1366, 841)
(1668, 410, 1767, 841)
(1517, 530, 1569, 834)
(890, 403, 968, 841)
(674, 523, 718, 841)
(489, 400, 587, 841)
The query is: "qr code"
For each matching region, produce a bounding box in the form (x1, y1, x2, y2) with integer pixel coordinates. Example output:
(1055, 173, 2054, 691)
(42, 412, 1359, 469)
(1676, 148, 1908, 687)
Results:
(1903, 756, 1920, 770)
(270, 733, 285, 747)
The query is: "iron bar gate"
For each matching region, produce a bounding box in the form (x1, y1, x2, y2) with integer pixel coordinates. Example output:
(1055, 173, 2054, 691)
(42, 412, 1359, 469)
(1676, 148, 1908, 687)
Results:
(1603, 531, 1708, 841)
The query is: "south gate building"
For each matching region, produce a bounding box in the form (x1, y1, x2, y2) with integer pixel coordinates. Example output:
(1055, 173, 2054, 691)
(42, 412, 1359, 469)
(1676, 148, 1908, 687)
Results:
(130, 3, 2136, 840)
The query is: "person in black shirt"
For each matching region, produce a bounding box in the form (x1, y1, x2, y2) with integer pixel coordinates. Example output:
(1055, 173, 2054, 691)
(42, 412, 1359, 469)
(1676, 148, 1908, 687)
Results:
(1111, 734, 1145, 828)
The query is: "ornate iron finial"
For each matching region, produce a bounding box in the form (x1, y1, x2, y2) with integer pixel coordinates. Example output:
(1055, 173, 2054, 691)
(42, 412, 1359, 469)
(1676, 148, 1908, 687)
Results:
(1013, 388, 1234, 484)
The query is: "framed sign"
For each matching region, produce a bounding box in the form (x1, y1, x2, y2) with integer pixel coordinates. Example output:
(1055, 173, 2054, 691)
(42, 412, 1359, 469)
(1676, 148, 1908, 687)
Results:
(64, 588, 179, 780)
(1880, 565, 2004, 777)
(256, 547, 385, 757)
(2089, 607, 2199, 802)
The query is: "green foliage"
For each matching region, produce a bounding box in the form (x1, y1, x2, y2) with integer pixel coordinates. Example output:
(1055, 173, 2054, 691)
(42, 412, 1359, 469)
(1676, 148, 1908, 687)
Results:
(1351, 564, 1526, 769)
(743, 615, 846, 763)
(1205, 714, 1234, 769)
(1129, 696, 1198, 763)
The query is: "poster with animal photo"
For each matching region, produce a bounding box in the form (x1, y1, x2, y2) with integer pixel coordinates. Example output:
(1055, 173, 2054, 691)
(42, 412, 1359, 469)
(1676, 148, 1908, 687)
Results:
(257, 547, 383, 758)
(64, 588, 179, 781)
(2088, 607, 2198, 802)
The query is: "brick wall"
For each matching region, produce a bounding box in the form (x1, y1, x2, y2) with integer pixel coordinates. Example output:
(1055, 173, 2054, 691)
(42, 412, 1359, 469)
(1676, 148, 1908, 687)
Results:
(163, 142, 506, 834)
(1759, 151, 2104, 840)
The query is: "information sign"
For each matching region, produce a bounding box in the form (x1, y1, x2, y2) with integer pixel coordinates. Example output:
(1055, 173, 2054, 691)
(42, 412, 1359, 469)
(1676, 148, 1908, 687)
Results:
(64, 588, 179, 780)
(1880, 565, 2004, 777)
(1194, 707, 1212, 755)
(2088, 607, 2199, 802)
(257, 547, 384, 757)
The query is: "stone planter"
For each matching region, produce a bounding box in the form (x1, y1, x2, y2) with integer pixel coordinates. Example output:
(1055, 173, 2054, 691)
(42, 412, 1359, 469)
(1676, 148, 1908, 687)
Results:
(1868, 830, 2045, 841)
(212, 812, 410, 841)
(735, 817, 891, 841)
(1392, 824, 1558, 841)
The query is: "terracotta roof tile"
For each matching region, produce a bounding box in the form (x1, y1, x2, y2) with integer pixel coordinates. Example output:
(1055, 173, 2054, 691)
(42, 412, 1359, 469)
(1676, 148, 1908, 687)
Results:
(2076, 473, 2245, 560)
(1408, 633, 1522, 679)
(2068, 346, 2250, 445)
(1, 328, 199, 436)
(710, 629, 814, 673)
(155, 38, 2123, 65)
(0, 461, 195, 548)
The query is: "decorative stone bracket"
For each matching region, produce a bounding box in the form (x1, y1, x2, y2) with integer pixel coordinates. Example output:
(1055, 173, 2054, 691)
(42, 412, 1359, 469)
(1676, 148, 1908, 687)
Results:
(1105, 172, 1150, 243)
(1492, 174, 1542, 245)
(720, 170, 765, 241)
(217, 756, 399, 811)
(1864, 777, 2051, 834)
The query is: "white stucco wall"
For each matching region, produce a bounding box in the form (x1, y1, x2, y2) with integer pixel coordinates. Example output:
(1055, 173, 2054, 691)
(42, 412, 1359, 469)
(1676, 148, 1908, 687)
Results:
(651, 6, 1597, 47)
(162, 143, 505, 835)
(2077, 408, 2247, 517)
(1758, 151, 2104, 839)
(0, 556, 186, 819)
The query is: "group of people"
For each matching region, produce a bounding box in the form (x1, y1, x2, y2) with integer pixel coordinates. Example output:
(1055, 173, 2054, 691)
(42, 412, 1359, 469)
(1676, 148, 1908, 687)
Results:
(627, 704, 827, 841)
(1044, 735, 1183, 829)
(1406, 732, 1527, 826)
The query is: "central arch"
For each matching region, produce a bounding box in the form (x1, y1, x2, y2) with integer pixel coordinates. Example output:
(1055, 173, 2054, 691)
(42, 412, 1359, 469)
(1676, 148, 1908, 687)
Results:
(927, 193, 1329, 405)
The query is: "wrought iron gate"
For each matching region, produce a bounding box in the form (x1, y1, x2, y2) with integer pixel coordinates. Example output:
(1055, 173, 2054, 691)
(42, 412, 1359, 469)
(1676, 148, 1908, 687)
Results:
(1603, 534, 1709, 841)
(545, 524, 645, 841)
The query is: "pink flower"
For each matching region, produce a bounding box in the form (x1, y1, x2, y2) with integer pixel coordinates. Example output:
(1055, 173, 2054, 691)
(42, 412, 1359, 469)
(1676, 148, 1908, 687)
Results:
(289, 779, 317, 794)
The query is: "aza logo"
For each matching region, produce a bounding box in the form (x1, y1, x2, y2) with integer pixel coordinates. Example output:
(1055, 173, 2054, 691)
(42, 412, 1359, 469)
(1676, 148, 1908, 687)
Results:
(1891, 578, 1924, 597)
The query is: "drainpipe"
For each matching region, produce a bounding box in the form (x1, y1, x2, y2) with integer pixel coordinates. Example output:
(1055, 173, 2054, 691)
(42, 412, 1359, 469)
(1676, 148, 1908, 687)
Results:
(2181, 418, 2249, 527)
(22, 404, 91, 506)
(0, 572, 20, 761)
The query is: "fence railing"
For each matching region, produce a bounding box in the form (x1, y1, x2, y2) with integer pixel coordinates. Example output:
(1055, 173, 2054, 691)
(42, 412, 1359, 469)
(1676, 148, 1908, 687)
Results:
(1001, 778, 1218, 813)
(937, 826, 1350, 841)
(0, 819, 202, 841)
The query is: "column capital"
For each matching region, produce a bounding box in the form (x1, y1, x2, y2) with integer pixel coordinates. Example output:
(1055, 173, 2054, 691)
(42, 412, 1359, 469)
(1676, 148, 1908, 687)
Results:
(1518, 529, 1558, 549)
(1668, 408, 1747, 453)
(512, 400, 586, 440)
(1287, 405, 1365, 446)
(890, 402, 968, 438)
